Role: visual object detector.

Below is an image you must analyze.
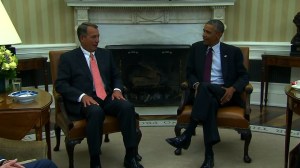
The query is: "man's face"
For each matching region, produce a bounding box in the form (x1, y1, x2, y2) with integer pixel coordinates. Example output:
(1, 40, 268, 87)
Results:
(80, 26, 99, 52)
(202, 24, 223, 47)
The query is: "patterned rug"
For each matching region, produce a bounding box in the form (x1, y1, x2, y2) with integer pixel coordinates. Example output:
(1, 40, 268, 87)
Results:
(23, 119, 300, 141)
(139, 120, 300, 138)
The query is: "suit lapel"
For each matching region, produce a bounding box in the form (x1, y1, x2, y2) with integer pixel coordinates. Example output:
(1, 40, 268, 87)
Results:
(76, 48, 93, 81)
(220, 43, 228, 78)
(197, 43, 207, 76)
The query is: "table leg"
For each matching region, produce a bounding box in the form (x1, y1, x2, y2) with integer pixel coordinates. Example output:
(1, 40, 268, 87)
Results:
(285, 105, 293, 168)
(260, 59, 266, 113)
(265, 79, 269, 108)
(35, 127, 43, 141)
(260, 81, 264, 113)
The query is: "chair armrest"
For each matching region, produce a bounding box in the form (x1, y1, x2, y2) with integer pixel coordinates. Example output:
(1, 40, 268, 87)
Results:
(177, 82, 254, 117)
(53, 89, 74, 130)
(177, 81, 192, 115)
(0, 138, 47, 161)
(244, 83, 253, 95)
(244, 83, 253, 116)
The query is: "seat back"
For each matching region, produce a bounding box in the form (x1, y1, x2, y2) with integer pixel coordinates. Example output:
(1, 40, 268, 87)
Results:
(49, 50, 68, 86)
(239, 47, 250, 71)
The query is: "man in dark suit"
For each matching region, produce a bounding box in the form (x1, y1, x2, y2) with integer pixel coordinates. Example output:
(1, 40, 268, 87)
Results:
(55, 22, 143, 168)
(166, 19, 249, 168)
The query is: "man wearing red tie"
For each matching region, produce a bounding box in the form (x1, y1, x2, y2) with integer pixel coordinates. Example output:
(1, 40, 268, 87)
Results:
(55, 22, 143, 168)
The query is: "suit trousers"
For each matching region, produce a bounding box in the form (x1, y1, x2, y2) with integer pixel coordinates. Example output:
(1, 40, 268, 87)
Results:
(191, 83, 225, 146)
(82, 94, 138, 158)
(23, 159, 57, 168)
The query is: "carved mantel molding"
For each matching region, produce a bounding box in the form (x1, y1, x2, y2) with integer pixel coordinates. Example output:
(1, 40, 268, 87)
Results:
(65, 0, 235, 25)
(65, 0, 235, 46)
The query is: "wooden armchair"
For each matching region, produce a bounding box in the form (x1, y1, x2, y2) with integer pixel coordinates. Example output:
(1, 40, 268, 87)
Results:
(49, 50, 142, 168)
(174, 47, 252, 163)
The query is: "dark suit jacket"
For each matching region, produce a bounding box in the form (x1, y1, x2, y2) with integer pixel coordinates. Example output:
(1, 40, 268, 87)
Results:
(186, 41, 249, 94)
(55, 47, 123, 120)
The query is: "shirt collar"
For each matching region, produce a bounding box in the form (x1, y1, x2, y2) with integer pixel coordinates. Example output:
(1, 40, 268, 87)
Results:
(80, 46, 95, 56)
(210, 42, 220, 52)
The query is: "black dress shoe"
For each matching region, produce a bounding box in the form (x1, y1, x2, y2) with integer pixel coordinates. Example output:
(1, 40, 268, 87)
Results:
(124, 157, 144, 168)
(90, 156, 101, 168)
(165, 133, 191, 149)
(200, 155, 214, 168)
(136, 154, 142, 161)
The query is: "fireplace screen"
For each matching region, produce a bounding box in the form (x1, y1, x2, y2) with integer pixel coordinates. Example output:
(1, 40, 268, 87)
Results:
(106, 45, 190, 106)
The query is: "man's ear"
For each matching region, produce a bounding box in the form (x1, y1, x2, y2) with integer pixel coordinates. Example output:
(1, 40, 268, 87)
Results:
(216, 31, 223, 39)
(79, 35, 85, 42)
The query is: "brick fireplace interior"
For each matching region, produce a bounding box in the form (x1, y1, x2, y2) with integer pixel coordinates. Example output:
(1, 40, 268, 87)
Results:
(106, 44, 190, 106)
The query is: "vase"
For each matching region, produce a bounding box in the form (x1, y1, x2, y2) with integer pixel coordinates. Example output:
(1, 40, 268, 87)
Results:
(0, 76, 5, 93)
(0, 76, 13, 93)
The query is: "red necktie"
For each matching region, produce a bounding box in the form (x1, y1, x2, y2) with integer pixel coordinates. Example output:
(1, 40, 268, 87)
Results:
(203, 47, 213, 83)
(90, 53, 107, 100)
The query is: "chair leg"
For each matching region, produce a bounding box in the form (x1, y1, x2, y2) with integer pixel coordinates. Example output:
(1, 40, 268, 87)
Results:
(237, 128, 252, 163)
(53, 124, 61, 151)
(136, 127, 143, 161)
(242, 129, 252, 163)
(104, 134, 110, 142)
(174, 124, 183, 155)
(65, 138, 83, 168)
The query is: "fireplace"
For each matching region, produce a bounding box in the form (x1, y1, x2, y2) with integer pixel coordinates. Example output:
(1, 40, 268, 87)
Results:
(65, 0, 235, 105)
(106, 45, 190, 106)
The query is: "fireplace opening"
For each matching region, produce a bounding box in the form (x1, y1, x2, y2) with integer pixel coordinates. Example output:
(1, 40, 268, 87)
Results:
(106, 44, 190, 106)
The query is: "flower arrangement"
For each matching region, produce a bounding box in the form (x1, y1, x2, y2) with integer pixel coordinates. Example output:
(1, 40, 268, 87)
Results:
(0, 46, 18, 79)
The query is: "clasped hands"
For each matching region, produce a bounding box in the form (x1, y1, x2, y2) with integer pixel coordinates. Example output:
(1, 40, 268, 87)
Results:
(82, 90, 125, 107)
(194, 83, 235, 105)
(0, 159, 25, 168)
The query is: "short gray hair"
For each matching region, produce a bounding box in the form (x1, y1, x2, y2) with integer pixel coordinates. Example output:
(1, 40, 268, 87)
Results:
(206, 19, 225, 33)
(77, 22, 98, 40)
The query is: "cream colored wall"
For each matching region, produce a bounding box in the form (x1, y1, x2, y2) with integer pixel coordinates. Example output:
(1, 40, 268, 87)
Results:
(2, 0, 300, 44)
(225, 0, 300, 42)
(2, 0, 74, 44)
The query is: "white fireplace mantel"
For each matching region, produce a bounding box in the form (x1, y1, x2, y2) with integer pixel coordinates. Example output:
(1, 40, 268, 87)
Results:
(65, 0, 235, 24)
(65, 0, 235, 8)
(65, 0, 235, 47)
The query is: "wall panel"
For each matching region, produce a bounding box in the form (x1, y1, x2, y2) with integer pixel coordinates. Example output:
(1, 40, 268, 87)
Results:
(225, 0, 299, 42)
(1, 0, 299, 44)
(2, 0, 74, 44)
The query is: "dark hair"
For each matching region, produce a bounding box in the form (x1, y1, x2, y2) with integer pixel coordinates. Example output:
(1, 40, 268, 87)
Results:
(206, 19, 224, 33)
(77, 22, 98, 40)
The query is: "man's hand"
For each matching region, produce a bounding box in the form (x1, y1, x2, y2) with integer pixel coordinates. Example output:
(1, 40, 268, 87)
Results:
(112, 90, 126, 101)
(220, 86, 236, 105)
(1, 159, 25, 168)
(81, 95, 99, 107)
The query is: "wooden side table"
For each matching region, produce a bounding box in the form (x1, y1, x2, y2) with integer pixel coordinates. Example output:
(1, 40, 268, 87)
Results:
(284, 85, 300, 168)
(260, 54, 300, 113)
(17, 57, 49, 91)
(0, 88, 53, 159)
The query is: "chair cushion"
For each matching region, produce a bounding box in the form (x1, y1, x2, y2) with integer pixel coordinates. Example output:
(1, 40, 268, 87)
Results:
(177, 105, 249, 129)
(68, 116, 120, 139)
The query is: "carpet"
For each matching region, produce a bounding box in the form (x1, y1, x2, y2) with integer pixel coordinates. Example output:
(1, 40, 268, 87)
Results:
(139, 120, 300, 138)
(48, 126, 299, 168)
